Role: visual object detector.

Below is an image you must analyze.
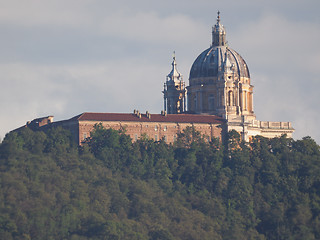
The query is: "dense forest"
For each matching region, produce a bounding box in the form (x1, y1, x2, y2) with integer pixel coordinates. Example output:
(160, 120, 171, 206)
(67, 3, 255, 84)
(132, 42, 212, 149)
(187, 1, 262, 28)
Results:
(0, 124, 319, 240)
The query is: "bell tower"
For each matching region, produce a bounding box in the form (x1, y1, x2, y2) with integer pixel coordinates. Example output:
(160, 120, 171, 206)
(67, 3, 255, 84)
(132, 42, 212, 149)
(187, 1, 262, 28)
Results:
(218, 49, 255, 120)
(163, 53, 186, 114)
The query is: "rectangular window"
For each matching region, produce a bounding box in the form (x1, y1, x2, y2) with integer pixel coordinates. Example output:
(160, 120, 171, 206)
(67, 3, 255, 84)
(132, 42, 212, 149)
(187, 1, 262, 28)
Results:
(164, 126, 167, 131)
(83, 133, 87, 140)
(164, 135, 167, 142)
(134, 134, 138, 141)
(155, 125, 158, 131)
(155, 134, 158, 141)
(209, 94, 215, 111)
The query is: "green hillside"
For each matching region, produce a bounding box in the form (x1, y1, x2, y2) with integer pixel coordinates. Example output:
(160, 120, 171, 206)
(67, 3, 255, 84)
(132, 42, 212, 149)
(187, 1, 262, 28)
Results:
(0, 125, 319, 240)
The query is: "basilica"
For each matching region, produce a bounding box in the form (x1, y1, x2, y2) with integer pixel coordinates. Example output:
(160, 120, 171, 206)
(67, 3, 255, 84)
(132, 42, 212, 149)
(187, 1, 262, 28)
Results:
(19, 13, 294, 144)
(163, 12, 294, 142)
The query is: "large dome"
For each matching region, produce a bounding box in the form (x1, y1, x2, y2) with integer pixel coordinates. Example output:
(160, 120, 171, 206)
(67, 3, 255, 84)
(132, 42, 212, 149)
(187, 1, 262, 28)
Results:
(189, 46, 250, 79)
(189, 11, 250, 81)
(186, 12, 254, 118)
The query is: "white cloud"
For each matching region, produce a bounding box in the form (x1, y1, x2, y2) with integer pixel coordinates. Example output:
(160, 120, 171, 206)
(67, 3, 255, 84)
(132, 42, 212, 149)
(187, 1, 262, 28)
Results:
(0, 0, 319, 144)
(232, 14, 320, 70)
(231, 13, 320, 141)
(0, 59, 168, 139)
(0, 0, 93, 27)
(97, 11, 207, 46)
(0, 0, 207, 47)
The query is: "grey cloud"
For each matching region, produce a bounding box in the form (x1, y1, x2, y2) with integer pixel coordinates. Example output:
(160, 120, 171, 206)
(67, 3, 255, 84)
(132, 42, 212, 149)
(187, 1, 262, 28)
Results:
(230, 14, 320, 141)
(0, 0, 319, 143)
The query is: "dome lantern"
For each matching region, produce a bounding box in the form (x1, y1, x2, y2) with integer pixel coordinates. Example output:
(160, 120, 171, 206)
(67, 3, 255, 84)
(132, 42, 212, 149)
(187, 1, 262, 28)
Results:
(212, 11, 227, 46)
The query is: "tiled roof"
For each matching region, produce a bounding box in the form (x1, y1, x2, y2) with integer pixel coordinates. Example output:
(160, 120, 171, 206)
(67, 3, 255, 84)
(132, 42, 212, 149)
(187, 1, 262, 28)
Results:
(75, 112, 225, 124)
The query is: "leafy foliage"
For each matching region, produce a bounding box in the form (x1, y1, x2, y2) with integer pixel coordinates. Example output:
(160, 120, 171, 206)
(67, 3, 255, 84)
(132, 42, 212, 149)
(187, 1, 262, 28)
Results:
(0, 125, 320, 239)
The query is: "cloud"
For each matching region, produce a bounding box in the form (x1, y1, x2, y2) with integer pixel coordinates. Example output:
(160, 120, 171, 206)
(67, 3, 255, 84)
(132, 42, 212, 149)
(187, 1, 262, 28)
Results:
(98, 12, 207, 45)
(232, 14, 320, 70)
(0, 2, 208, 140)
(0, 59, 168, 138)
(0, 0, 319, 144)
(0, 0, 207, 47)
(0, 0, 93, 27)
(230, 13, 320, 141)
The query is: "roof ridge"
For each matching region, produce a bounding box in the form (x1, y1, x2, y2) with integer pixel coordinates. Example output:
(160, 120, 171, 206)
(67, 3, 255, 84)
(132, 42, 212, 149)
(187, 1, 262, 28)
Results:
(73, 112, 224, 124)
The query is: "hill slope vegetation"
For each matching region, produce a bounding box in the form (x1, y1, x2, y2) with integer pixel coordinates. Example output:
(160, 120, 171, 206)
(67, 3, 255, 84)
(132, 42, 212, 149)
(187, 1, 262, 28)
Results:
(0, 125, 320, 240)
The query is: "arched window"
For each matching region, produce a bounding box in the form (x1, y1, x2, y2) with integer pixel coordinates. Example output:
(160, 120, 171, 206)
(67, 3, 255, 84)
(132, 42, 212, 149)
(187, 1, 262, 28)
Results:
(248, 92, 252, 112)
(219, 90, 224, 106)
(249, 92, 253, 112)
(244, 91, 247, 110)
(228, 90, 233, 106)
(194, 95, 197, 111)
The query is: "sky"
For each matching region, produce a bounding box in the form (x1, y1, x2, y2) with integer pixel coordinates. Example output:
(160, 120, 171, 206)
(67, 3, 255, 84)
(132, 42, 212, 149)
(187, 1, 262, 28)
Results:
(0, 0, 320, 143)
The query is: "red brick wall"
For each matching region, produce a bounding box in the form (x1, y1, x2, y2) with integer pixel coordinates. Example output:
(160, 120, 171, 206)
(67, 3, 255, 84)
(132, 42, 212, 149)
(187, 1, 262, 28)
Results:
(78, 120, 222, 144)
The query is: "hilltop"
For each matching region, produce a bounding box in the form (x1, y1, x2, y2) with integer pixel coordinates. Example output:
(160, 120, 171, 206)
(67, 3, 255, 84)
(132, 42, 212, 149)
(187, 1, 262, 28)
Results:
(0, 125, 319, 240)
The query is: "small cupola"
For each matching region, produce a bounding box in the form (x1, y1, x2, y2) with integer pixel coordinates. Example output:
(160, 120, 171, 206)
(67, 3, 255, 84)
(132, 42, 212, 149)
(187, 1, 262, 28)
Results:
(212, 11, 227, 46)
(167, 51, 183, 83)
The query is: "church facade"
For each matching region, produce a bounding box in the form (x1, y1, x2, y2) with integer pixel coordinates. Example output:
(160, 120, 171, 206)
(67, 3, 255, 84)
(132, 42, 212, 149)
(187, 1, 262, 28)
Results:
(18, 12, 294, 144)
